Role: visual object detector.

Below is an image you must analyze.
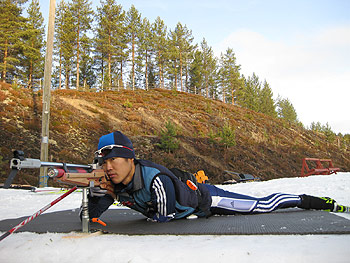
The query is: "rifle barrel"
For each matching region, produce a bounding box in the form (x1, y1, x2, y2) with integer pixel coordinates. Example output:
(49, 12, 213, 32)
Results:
(10, 158, 92, 170)
(41, 161, 91, 170)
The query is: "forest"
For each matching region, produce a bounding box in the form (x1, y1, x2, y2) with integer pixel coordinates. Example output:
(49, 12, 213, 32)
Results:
(1, 0, 348, 139)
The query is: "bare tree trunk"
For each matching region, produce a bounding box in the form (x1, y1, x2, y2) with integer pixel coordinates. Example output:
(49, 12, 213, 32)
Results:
(28, 60, 33, 89)
(108, 29, 111, 89)
(132, 35, 135, 90)
(76, 25, 80, 90)
(58, 52, 62, 89)
(231, 86, 235, 105)
(2, 39, 8, 81)
(180, 51, 183, 92)
(120, 61, 124, 90)
(65, 68, 70, 89)
(145, 51, 148, 90)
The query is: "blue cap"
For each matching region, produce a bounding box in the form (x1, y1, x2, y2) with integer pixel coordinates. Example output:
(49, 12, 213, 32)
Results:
(97, 131, 135, 160)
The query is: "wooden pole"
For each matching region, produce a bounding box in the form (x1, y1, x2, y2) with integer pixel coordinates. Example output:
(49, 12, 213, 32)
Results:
(39, 0, 56, 187)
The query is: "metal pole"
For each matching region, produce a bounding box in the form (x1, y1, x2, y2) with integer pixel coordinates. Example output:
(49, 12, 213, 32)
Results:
(39, 0, 56, 187)
(81, 188, 90, 233)
(0, 186, 77, 242)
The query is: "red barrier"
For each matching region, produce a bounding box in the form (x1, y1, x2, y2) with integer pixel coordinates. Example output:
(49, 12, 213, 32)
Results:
(301, 158, 340, 177)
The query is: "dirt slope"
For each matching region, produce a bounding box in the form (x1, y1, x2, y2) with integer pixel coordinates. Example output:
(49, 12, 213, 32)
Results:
(0, 83, 349, 186)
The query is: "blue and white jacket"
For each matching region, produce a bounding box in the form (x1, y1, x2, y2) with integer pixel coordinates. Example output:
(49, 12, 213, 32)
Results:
(88, 159, 212, 222)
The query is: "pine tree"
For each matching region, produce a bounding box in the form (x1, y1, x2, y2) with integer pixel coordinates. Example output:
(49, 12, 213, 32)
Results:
(182, 31, 196, 93)
(152, 17, 167, 89)
(54, 0, 67, 89)
(218, 48, 243, 104)
(277, 97, 298, 123)
(322, 122, 336, 143)
(21, 0, 45, 89)
(310, 121, 323, 132)
(237, 74, 277, 117)
(240, 73, 260, 111)
(79, 36, 96, 90)
(169, 22, 195, 92)
(189, 50, 204, 94)
(218, 122, 236, 148)
(158, 120, 179, 153)
(167, 29, 178, 90)
(94, 0, 126, 90)
(259, 80, 277, 117)
(70, 0, 93, 90)
(137, 17, 154, 90)
(200, 38, 217, 98)
(54, 0, 75, 89)
(125, 5, 141, 90)
(0, 0, 26, 82)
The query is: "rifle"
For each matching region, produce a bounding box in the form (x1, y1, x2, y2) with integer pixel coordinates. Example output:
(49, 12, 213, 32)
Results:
(3, 150, 114, 235)
(4, 150, 114, 197)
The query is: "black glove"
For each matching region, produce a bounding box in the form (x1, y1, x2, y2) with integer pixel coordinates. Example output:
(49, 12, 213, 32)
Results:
(89, 181, 107, 197)
(89, 187, 107, 197)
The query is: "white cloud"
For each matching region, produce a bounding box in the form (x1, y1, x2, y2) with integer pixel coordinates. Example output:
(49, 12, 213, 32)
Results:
(214, 26, 350, 134)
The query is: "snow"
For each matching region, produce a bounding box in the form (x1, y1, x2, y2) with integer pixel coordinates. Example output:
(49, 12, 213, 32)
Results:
(1, 173, 350, 263)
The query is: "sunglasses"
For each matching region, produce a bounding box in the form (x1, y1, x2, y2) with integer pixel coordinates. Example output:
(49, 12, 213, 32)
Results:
(95, 144, 134, 157)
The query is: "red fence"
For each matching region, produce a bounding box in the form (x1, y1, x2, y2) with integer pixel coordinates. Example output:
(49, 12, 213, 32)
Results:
(301, 158, 340, 177)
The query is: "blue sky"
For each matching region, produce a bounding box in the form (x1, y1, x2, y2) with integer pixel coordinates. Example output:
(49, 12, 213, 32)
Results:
(35, 0, 350, 134)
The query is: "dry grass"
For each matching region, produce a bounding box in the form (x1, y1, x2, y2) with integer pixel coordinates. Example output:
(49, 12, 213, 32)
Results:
(0, 84, 349, 185)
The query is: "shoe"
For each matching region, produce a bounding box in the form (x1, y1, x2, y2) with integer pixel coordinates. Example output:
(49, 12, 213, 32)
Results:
(298, 195, 350, 212)
(335, 204, 350, 213)
(298, 195, 337, 211)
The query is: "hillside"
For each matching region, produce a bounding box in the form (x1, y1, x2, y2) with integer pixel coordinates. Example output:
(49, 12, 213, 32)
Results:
(0, 82, 349, 186)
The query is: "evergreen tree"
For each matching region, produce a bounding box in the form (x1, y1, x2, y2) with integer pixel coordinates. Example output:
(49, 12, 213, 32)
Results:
(79, 37, 96, 89)
(189, 49, 204, 95)
(0, 0, 292, 116)
(0, 0, 26, 82)
(158, 120, 179, 153)
(200, 38, 217, 98)
(70, 0, 93, 90)
(218, 122, 236, 148)
(54, 0, 67, 89)
(152, 17, 167, 89)
(125, 5, 141, 90)
(218, 48, 243, 104)
(94, 0, 126, 90)
(167, 29, 179, 90)
(258, 80, 277, 117)
(237, 74, 277, 117)
(169, 22, 195, 92)
(322, 122, 336, 143)
(309, 121, 323, 132)
(21, 0, 45, 89)
(277, 97, 298, 123)
(183, 32, 196, 93)
(239, 73, 260, 111)
(147, 63, 156, 89)
(309, 122, 336, 142)
(137, 17, 154, 90)
(54, 0, 75, 89)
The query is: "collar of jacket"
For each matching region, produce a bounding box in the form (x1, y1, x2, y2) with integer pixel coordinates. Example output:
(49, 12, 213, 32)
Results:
(132, 162, 144, 191)
(114, 162, 144, 194)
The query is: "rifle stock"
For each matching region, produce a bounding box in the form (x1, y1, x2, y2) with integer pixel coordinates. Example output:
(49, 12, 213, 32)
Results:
(5, 150, 115, 198)
(49, 168, 115, 198)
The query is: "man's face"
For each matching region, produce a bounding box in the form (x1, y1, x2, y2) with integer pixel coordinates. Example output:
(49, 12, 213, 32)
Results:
(102, 157, 135, 185)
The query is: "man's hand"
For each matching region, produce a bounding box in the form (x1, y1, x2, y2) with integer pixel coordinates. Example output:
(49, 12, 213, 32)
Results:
(89, 181, 107, 197)
(147, 213, 175, 223)
(89, 186, 107, 197)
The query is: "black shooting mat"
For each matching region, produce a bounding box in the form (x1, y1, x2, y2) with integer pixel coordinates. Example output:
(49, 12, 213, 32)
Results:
(0, 208, 349, 235)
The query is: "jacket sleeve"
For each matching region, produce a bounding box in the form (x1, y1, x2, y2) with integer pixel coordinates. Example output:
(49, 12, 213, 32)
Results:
(87, 194, 114, 219)
(150, 174, 177, 222)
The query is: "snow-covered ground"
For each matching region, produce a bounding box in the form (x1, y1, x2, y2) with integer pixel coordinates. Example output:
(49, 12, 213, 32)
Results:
(1, 173, 350, 263)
